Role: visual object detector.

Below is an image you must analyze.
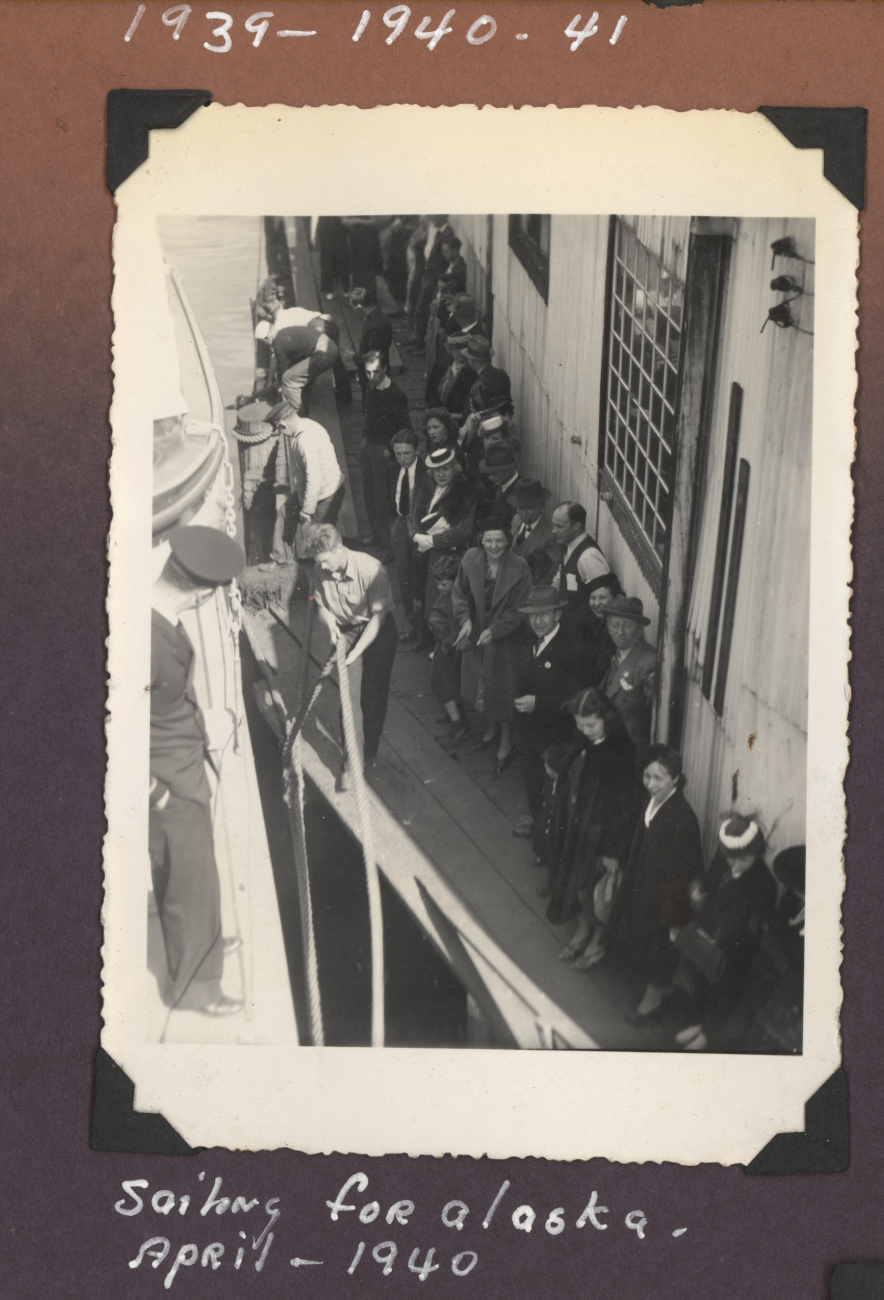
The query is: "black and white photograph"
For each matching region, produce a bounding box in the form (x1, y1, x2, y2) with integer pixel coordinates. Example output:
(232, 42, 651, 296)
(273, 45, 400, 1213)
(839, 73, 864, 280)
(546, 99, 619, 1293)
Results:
(104, 105, 851, 1162)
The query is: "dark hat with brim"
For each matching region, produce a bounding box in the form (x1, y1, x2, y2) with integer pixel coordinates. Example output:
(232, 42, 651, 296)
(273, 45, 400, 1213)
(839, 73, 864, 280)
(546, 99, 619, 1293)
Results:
(508, 478, 552, 509)
(449, 294, 479, 327)
(465, 334, 494, 359)
(604, 594, 650, 625)
(519, 584, 568, 614)
(168, 525, 246, 586)
(471, 368, 511, 401)
(479, 445, 518, 475)
(266, 400, 298, 425)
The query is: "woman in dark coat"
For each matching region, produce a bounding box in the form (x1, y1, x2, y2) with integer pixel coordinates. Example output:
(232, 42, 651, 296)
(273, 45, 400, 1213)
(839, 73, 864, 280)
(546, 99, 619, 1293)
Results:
(608, 745, 704, 1020)
(545, 688, 642, 968)
(411, 447, 481, 647)
(451, 518, 532, 771)
(674, 814, 777, 1052)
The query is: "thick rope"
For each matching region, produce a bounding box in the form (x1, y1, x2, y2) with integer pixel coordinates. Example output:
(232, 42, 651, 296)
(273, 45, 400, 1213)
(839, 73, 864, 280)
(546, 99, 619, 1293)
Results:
(283, 745, 324, 1045)
(279, 598, 325, 1046)
(232, 426, 275, 445)
(336, 635, 385, 1047)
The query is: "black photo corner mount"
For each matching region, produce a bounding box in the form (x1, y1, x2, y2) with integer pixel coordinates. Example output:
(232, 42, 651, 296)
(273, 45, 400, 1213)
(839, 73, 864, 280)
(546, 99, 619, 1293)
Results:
(831, 1265, 884, 1300)
(91, 1047, 201, 1155)
(743, 1068, 848, 1175)
(758, 107, 867, 211)
(106, 89, 212, 194)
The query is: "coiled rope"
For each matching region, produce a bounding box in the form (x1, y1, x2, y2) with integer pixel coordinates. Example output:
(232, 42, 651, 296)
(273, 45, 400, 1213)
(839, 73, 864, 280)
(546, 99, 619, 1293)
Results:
(336, 635, 385, 1048)
(233, 426, 275, 445)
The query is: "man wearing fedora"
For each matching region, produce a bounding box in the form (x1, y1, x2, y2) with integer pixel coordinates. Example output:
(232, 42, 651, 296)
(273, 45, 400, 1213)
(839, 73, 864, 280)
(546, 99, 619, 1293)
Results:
(600, 595, 658, 749)
(508, 479, 556, 566)
(478, 444, 520, 530)
(426, 333, 476, 415)
(150, 526, 247, 1017)
(461, 337, 512, 416)
(513, 585, 588, 835)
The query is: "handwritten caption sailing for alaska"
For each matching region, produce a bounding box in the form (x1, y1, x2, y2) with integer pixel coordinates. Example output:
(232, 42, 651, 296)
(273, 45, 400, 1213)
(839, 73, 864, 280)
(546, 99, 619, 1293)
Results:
(117, 1169, 688, 1289)
(124, 6, 628, 53)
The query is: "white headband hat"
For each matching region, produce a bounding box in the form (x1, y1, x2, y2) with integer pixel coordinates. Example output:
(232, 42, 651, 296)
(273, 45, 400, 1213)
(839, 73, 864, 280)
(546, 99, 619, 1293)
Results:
(719, 816, 761, 852)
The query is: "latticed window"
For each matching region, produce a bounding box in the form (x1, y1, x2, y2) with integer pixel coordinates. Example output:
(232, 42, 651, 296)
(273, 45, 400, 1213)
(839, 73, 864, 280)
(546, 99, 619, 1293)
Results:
(509, 215, 551, 302)
(603, 219, 684, 564)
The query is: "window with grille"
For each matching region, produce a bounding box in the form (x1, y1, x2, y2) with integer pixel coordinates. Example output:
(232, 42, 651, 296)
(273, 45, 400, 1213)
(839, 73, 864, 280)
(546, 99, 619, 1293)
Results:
(602, 219, 685, 568)
(509, 215, 551, 302)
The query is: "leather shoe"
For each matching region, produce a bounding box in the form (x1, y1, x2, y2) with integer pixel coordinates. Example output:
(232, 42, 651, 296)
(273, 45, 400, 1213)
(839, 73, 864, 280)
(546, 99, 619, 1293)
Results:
(200, 995, 244, 1017)
(491, 749, 517, 776)
(446, 720, 470, 747)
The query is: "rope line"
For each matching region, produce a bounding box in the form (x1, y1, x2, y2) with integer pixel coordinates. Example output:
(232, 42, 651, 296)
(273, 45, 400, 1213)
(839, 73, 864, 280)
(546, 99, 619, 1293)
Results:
(336, 636, 385, 1048)
(276, 598, 326, 1046)
(232, 426, 275, 445)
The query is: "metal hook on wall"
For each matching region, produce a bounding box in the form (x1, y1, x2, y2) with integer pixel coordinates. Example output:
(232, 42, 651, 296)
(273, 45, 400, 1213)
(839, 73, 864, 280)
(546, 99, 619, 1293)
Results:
(770, 236, 815, 270)
(760, 297, 814, 336)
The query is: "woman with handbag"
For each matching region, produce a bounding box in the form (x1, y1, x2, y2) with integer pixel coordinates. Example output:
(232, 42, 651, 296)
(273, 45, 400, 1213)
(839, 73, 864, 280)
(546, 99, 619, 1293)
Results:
(411, 446, 481, 651)
(544, 688, 642, 969)
(607, 746, 704, 1022)
(673, 814, 777, 1052)
(451, 515, 532, 772)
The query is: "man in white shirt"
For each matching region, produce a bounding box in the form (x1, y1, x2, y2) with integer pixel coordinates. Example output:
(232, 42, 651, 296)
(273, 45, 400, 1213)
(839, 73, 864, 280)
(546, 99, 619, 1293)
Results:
(255, 303, 325, 343)
(271, 411, 346, 563)
(550, 502, 612, 644)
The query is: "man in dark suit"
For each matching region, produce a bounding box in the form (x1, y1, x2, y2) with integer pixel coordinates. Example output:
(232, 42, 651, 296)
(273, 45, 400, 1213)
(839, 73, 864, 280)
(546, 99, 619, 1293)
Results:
(600, 595, 658, 749)
(513, 585, 589, 835)
(461, 337, 512, 421)
(508, 479, 557, 571)
(150, 526, 246, 1015)
(478, 445, 520, 529)
(387, 427, 428, 642)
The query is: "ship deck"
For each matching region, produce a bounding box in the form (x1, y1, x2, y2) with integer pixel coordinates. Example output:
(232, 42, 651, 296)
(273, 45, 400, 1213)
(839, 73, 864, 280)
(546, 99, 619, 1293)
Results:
(235, 219, 682, 1051)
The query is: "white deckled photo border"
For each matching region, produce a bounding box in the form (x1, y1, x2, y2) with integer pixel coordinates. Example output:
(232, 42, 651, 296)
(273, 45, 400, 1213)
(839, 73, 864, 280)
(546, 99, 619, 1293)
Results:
(104, 104, 853, 1163)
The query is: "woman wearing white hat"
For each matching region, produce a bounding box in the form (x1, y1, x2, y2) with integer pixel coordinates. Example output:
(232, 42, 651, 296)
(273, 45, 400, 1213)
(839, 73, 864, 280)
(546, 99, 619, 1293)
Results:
(671, 815, 776, 1051)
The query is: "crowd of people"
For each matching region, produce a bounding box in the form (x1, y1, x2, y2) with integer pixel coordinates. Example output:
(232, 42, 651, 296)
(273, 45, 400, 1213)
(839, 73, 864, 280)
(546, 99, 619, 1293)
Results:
(253, 217, 805, 1054)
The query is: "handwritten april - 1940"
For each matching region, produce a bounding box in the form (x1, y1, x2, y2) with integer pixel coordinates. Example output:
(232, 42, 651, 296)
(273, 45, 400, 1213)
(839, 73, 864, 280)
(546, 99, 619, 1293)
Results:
(123, 5, 628, 53)
(117, 1168, 688, 1289)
